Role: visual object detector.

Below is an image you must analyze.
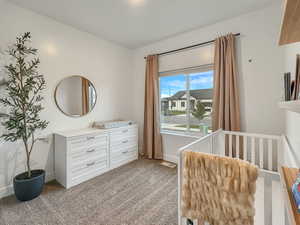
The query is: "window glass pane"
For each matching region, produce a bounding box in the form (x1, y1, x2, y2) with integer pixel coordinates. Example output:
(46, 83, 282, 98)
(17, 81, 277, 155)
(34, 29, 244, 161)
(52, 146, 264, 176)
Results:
(189, 70, 213, 133)
(159, 74, 188, 132)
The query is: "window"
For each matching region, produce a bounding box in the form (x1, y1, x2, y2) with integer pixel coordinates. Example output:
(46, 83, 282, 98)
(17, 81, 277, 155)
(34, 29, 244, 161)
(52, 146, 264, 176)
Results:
(159, 67, 213, 135)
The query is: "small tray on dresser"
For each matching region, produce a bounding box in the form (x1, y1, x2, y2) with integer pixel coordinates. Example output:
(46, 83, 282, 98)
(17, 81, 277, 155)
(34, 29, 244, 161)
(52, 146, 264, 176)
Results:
(279, 167, 300, 225)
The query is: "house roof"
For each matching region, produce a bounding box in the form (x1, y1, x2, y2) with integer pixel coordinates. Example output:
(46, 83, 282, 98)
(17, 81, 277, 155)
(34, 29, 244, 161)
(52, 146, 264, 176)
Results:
(163, 89, 213, 101)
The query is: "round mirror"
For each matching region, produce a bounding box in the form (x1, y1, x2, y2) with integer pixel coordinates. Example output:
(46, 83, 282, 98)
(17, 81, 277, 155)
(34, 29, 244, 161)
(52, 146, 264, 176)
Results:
(54, 76, 97, 117)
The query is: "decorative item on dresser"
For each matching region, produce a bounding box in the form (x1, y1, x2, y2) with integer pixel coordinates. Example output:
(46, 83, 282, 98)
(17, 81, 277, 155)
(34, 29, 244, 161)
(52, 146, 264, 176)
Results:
(54, 124, 138, 189)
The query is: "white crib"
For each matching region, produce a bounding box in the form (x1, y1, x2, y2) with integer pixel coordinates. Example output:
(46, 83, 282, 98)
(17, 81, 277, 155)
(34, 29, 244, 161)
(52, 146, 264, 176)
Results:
(178, 130, 287, 225)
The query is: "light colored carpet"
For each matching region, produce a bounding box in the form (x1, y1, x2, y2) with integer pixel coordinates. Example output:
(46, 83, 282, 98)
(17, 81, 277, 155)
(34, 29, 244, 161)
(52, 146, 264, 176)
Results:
(0, 159, 178, 225)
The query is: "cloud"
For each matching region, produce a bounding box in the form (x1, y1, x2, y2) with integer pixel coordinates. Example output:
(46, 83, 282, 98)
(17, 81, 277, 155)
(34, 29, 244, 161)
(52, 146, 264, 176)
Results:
(165, 79, 186, 89)
(160, 93, 170, 98)
(160, 88, 177, 98)
(190, 76, 213, 85)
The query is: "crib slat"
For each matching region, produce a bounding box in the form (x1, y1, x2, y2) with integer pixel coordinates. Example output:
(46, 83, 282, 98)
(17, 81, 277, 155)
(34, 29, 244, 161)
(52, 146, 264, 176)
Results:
(243, 136, 247, 161)
(264, 175, 273, 225)
(268, 139, 273, 171)
(228, 134, 232, 157)
(236, 135, 240, 159)
(251, 137, 255, 164)
(277, 140, 280, 172)
(259, 138, 264, 169)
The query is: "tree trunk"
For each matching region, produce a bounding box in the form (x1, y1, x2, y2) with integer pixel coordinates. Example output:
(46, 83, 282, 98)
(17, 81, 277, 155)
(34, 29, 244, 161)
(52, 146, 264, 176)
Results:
(23, 138, 31, 178)
(26, 156, 31, 178)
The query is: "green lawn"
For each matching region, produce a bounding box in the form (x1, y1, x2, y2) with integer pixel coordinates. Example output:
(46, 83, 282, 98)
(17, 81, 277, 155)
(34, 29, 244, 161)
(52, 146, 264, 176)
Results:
(175, 124, 213, 131)
(168, 110, 186, 116)
(175, 124, 201, 129)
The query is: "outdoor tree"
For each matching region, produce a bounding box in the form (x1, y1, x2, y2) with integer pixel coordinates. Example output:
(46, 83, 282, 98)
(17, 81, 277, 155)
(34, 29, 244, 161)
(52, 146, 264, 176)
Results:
(0, 32, 49, 178)
(192, 101, 207, 121)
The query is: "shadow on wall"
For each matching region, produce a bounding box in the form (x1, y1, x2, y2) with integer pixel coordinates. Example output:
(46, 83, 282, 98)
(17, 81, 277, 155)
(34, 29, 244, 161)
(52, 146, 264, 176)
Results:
(235, 36, 246, 131)
(284, 135, 300, 167)
(0, 141, 20, 188)
(0, 135, 54, 191)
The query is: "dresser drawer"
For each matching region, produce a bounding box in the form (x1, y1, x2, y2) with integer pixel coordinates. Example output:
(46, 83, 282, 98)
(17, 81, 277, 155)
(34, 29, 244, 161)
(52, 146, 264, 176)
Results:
(110, 146, 137, 164)
(68, 139, 107, 153)
(70, 156, 107, 179)
(111, 150, 137, 168)
(69, 145, 107, 163)
(110, 136, 137, 152)
(110, 127, 137, 141)
(68, 133, 108, 149)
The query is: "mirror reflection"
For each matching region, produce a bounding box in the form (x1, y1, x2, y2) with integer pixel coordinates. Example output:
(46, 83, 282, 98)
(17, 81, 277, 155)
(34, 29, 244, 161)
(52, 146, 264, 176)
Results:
(55, 76, 97, 117)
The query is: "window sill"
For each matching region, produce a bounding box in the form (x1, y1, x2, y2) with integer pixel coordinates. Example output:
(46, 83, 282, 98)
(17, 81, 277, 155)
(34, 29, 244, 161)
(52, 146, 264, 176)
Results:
(160, 130, 204, 139)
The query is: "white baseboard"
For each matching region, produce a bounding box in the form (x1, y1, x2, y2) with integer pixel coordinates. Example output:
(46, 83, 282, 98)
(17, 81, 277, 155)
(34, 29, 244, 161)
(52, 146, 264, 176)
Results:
(0, 185, 14, 199)
(163, 154, 179, 164)
(0, 172, 55, 199)
(45, 172, 55, 183)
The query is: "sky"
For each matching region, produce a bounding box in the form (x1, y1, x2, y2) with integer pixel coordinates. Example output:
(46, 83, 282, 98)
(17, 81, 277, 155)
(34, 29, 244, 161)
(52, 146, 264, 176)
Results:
(160, 70, 213, 98)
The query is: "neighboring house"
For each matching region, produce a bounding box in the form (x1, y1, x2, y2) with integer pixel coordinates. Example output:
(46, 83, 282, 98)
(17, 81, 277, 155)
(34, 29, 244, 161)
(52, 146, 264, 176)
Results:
(161, 89, 213, 113)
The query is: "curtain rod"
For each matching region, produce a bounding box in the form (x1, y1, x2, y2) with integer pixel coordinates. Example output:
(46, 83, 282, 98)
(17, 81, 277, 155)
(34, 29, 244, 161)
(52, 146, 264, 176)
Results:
(144, 33, 240, 59)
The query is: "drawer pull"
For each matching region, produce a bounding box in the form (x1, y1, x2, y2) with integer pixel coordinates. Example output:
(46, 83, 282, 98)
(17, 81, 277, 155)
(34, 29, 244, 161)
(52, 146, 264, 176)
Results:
(122, 129, 128, 133)
(122, 140, 128, 144)
(86, 162, 95, 167)
(122, 150, 129, 154)
(86, 149, 96, 153)
(86, 136, 95, 140)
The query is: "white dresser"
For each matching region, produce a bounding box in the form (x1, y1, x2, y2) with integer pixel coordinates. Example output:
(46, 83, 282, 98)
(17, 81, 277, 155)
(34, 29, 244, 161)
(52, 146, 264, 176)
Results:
(54, 124, 138, 188)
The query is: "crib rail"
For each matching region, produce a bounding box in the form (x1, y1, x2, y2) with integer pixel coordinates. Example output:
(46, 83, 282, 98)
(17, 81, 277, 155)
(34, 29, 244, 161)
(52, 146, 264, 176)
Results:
(223, 130, 282, 172)
(178, 130, 284, 225)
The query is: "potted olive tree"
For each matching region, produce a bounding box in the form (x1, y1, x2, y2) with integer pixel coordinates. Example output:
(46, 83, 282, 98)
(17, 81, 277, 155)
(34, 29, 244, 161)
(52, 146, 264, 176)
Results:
(0, 32, 49, 201)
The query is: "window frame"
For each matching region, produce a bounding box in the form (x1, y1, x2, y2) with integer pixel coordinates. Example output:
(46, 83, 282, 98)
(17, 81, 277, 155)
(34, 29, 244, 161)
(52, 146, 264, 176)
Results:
(158, 64, 214, 136)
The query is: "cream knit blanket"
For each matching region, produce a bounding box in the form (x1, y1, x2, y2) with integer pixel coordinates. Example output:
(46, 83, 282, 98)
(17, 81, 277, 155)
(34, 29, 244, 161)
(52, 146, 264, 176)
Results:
(181, 151, 258, 225)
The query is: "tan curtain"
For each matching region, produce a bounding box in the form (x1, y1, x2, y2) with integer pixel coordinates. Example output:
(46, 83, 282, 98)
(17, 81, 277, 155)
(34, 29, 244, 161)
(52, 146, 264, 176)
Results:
(82, 78, 90, 115)
(143, 55, 163, 159)
(212, 33, 241, 132)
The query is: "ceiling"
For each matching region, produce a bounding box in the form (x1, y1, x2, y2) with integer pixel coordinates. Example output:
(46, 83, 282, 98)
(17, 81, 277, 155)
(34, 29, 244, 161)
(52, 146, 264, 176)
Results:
(8, 0, 276, 49)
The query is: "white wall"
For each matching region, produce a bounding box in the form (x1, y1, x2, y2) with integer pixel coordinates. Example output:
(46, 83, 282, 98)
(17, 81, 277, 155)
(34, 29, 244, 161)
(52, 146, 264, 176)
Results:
(162, 134, 198, 163)
(132, 2, 285, 160)
(283, 42, 300, 168)
(0, 1, 133, 197)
